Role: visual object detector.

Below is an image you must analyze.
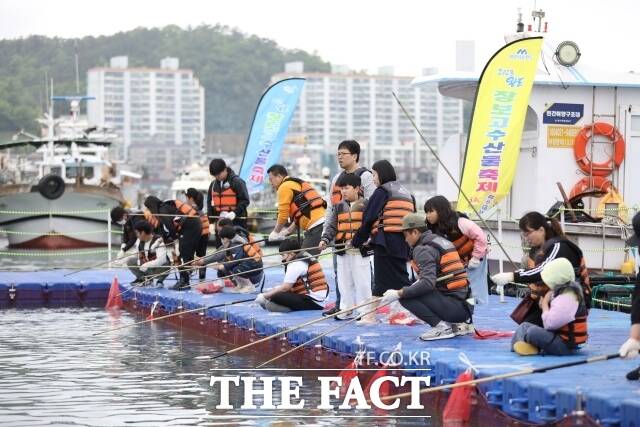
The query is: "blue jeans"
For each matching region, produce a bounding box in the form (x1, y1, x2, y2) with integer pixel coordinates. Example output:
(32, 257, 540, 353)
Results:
(512, 322, 574, 355)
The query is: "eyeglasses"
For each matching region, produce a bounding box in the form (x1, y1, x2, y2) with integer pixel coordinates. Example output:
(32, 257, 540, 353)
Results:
(336, 151, 353, 157)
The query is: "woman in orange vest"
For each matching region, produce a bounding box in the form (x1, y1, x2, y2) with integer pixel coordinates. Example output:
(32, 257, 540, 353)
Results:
(424, 195, 488, 306)
(255, 238, 329, 312)
(207, 158, 250, 229)
(512, 258, 589, 355)
(351, 160, 415, 323)
(185, 188, 210, 281)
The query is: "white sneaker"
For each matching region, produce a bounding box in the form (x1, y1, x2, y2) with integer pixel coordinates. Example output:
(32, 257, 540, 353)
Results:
(420, 322, 455, 341)
(452, 322, 475, 336)
(356, 315, 378, 326)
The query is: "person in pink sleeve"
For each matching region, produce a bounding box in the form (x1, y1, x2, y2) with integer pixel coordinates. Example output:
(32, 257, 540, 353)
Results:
(511, 257, 589, 356)
(424, 196, 489, 309)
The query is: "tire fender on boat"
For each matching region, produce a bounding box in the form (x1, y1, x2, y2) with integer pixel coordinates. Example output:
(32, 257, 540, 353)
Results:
(37, 174, 66, 200)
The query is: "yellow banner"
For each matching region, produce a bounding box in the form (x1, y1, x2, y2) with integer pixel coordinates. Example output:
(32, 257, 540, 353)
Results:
(547, 125, 580, 148)
(457, 37, 543, 215)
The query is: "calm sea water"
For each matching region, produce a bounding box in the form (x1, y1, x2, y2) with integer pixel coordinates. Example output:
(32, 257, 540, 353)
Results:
(0, 308, 435, 426)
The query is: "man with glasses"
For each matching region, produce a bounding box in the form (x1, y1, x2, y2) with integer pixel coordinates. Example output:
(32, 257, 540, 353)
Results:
(322, 140, 375, 316)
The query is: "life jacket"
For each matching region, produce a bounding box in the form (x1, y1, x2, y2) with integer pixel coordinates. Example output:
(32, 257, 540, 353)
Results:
(552, 281, 589, 347)
(243, 234, 263, 262)
(451, 232, 475, 264)
(143, 210, 160, 230)
(211, 185, 237, 213)
(173, 200, 198, 232)
(335, 199, 365, 244)
(137, 236, 160, 265)
(371, 181, 415, 235)
(199, 210, 210, 236)
(284, 177, 327, 224)
(290, 252, 329, 297)
(410, 233, 470, 293)
(330, 167, 369, 205)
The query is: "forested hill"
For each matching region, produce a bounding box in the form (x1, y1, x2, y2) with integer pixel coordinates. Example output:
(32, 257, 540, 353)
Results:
(0, 25, 331, 134)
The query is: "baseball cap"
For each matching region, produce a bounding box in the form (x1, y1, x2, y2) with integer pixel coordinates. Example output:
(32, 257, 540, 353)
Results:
(400, 213, 427, 231)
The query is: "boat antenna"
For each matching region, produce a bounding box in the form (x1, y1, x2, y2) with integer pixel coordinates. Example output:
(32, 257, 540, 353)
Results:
(74, 40, 80, 94)
(516, 8, 524, 33)
(532, 8, 545, 33)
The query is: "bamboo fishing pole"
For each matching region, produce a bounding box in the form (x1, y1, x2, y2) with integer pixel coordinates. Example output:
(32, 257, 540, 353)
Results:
(201, 298, 383, 362)
(92, 297, 255, 336)
(392, 91, 518, 270)
(255, 271, 460, 368)
(377, 352, 620, 402)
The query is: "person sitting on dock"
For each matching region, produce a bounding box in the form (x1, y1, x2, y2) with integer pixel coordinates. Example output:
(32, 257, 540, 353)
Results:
(319, 172, 373, 320)
(143, 195, 202, 290)
(185, 188, 210, 281)
(266, 164, 327, 254)
(110, 206, 145, 258)
(378, 213, 472, 341)
(197, 225, 264, 293)
(255, 238, 329, 312)
(208, 158, 250, 230)
(512, 258, 589, 356)
(125, 220, 175, 287)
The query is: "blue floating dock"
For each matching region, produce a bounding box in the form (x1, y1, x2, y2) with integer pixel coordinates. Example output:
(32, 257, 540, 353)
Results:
(1, 267, 639, 425)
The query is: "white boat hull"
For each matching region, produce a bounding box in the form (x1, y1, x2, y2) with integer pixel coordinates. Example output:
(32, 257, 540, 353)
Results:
(0, 184, 123, 249)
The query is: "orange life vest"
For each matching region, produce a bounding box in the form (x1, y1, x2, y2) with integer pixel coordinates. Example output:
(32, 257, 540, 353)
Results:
(410, 234, 469, 293)
(143, 210, 160, 230)
(173, 200, 198, 232)
(199, 210, 210, 236)
(553, 282, 589, 347)
(451, 233, 475, 264)
(335, 199, 365, 244)
(211, 186, 237, 212)
(371, 181, 415, 235)
(285, 177, 327, 224)
(330, 167, 369, 205)
(243, 234, 263, 262)
(290, 253, 329, 297)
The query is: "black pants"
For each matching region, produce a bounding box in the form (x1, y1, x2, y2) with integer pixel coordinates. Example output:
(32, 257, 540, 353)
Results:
(300, 223, 323, 256)
(196, 234, 208, 280)
(178, 218, 201, 284)
(372, 246, 410, 297)
(400, 292, 472, 327)
(270, 292, 323, 311)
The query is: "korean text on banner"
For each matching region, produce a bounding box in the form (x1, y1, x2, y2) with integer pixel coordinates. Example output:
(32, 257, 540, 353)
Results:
(239, 78, 306, 194)
(457, 37, 543, 215)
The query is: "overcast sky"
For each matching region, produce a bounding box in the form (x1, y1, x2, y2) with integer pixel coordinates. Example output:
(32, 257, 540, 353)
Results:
(1, 0, 638, 75)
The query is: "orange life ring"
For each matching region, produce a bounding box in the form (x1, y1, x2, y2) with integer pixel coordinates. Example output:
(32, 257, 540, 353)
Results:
(569, 176, 613, 200)
(573, 122, 625, 177)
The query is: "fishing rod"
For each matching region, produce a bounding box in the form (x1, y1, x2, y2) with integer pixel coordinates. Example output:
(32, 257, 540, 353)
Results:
(392, 91, 517, 269)
(255, 271, 460, 368)
(200, 298, 383, 362)
(64, 241, 178, 276)
(378, 352, 620, 402)
(92, 297, 255, 336)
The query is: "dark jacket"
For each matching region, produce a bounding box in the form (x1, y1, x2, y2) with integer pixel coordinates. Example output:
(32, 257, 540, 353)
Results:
(514, 237, 584, 284)
(632, 273, 640, 325)
(206, 168, 250, 221)
(121, 209, 145, 251)
(351, 185, 412, 260)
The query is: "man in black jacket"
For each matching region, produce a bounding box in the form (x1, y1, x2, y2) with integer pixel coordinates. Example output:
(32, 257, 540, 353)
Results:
(207, 159, 250, 229)
(110, 206, 145, 257)
(620, 212, 640, 379)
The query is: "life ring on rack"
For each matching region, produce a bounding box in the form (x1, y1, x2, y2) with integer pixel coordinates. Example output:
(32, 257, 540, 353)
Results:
(573, 122, 625, 176)
(37, 174, 66, 200)
(569, 176, 613, 200)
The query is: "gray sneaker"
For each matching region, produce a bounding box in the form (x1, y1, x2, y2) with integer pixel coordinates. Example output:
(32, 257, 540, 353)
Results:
(452, 322, 475, 336)
(420, 322, 455, 341)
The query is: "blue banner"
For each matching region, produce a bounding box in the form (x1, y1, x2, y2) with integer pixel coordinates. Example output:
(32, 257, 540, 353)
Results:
(543, 103, 584, 125)
(239, 78, 305, 194)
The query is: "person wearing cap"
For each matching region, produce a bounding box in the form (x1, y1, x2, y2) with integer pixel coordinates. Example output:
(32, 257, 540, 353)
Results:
(512, 257, 590, 356)
(378, 212, 473, 341)
(619, 211, 640, 379)
(207, 158, 250, 229)
(185, 188, 210, 281)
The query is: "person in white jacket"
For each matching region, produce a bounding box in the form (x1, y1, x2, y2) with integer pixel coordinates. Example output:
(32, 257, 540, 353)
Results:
(125, 220, 177, 287)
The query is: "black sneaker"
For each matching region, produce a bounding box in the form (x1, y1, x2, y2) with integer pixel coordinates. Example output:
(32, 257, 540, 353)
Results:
(171, 281, 190, 291)
(131, 277, 145, 285)
(323, 306, 340, 317)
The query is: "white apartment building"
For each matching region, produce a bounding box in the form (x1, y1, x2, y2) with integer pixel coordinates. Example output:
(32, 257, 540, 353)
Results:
(87, 56, 205, 170)
(272, 62, 465, 186)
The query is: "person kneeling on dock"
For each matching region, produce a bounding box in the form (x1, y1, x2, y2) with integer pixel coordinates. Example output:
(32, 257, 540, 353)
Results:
(379, 213, 473, 341)
(125, 220, 175, 287)
(198, 225, 264, 293)
(512, 257, 589, 356)
(255, 239, 329, 312)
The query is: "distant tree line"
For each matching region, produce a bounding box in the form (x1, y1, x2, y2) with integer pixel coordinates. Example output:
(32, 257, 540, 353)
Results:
(0, 25, 331, 135)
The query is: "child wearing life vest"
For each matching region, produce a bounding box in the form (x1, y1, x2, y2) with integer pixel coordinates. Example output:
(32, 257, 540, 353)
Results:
(185, 188, 210, 281)
(319, 173, 373, 320)
(424, 195, 488, 311)
(255, 239, 329, 312)
(512, 257, 589, 356)
(380, 213, 473, 341)
(202, 225, 263, 293)
(124, 220, 175, 287)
